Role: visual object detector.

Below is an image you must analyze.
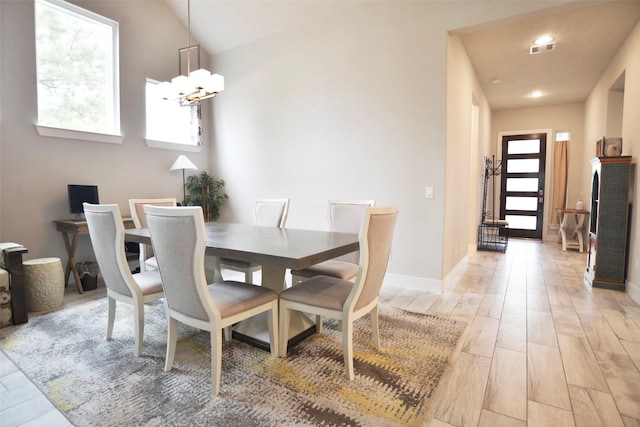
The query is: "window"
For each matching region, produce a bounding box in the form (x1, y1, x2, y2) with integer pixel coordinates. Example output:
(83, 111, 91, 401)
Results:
(555, 131, 570, 142)
(145, 79, 202, 150)
(35, 0, 120, 139)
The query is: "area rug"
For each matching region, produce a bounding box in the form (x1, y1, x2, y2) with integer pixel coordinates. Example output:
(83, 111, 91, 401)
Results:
(0, 298, 466, 426)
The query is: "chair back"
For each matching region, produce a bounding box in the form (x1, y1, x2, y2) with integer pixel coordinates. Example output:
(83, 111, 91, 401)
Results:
(83, 203, 135, 297)
(254, 198, 290, 228)
(328, 200, 375, 264)
(144, 205, 218, 323)
(128, 198, 177, 229)
(347, 207, 398, 312)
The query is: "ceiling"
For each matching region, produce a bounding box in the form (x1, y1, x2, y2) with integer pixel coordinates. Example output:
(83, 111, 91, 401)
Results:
(165, 1, 640, 111)
(455, 1, 640, 111)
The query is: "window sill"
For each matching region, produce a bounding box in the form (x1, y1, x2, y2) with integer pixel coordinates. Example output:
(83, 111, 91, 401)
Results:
(145, 139, 202, 152)
(36, 125, 124, 144)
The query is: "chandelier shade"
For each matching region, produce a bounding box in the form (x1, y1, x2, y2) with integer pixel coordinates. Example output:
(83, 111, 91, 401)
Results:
(160, 0, 224, 106)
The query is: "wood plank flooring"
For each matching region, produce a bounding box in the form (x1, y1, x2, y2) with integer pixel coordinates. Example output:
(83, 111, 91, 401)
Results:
(417, 239, 640, 426)
(1, 239, 639, 426)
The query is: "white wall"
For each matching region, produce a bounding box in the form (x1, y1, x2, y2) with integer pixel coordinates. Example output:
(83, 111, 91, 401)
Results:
(444, 34, 493, 275)
(0, 0, 3, 233)
(492, 103, 586, 242)
(583, 21, 640, 300)
(0, 1, 212, 263)
(211, 1, 567, 289)
(1, 0, 572, 291)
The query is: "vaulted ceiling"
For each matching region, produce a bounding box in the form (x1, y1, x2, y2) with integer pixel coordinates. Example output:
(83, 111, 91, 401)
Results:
(164, 1, 640, 111)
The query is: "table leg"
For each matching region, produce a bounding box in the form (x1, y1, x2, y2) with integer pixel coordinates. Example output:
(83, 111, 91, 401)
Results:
(61, 232, 84, 293)
(233, 264, 315, 351)
(573, 213, 586, 253)
(204, 255, 223, 284)
(558, 212, 569, 252)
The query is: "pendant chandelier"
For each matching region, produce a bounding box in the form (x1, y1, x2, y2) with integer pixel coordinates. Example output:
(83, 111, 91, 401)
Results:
(159, 0, 224, 105)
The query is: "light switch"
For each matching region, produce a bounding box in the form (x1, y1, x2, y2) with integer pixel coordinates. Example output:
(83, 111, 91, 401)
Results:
(425, 186, 434, 199)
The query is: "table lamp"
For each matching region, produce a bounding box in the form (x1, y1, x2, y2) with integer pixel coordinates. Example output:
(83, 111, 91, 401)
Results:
(170, 155, 198, 205)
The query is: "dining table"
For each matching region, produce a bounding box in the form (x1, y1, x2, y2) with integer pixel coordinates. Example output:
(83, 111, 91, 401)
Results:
(124, 221, 359, 351)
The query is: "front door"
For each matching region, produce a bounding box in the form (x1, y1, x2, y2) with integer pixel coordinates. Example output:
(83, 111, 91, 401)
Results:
(499, 133, 547, 239)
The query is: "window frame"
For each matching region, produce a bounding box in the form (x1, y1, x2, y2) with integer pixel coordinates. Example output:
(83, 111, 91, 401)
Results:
(144, 78, 203, 152)
(34, 0, 122, 143)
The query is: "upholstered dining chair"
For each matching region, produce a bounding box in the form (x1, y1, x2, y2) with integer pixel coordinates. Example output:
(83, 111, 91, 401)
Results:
(279, 206, 398, 380)
(83, 203, 165, 357)
(219, 198, 290, 284)
(128, 198, 177, 272)
(144, 205, 279, 396)
(290, 200, 375, 285)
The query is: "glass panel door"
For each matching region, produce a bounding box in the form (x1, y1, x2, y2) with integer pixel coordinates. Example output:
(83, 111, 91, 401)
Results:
(500, 133, 547, 239)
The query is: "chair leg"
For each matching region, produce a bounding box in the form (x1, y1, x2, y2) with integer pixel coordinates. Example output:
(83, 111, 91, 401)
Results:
(165, 317, 178, 372)
(315, 315, 323, 333)
(244, 269, 253, 284)
(267, 303, 279, 358)
(223, 326, 232, 341)
(107, 296, 115, 341)
(343, 320, 354, 381)
(211, 330, 223, 396)
(370, 306, 380, 350)
(279, 303, 290, 357)
(134, 300, 144, 357)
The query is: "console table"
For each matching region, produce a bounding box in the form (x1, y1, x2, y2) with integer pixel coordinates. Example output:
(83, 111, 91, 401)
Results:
(556, 209, 589, 252)
(54, 218, 135, 293)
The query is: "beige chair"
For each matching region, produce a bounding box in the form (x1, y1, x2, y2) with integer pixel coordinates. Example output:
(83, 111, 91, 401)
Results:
(279, 207, 398, 380)
(83, 203, 164, 357)
(128, 198, 177, 272)
(290, 200, 374, 285)
(219, 198, 290, 284)
(144, 205, 279, 395)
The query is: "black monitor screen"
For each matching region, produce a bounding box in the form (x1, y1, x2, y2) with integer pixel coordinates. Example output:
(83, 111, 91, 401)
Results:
(68, 185, 99, 214)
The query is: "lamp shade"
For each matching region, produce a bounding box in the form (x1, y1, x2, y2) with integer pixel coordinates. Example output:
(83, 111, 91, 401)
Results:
(170, 155, 198, 171)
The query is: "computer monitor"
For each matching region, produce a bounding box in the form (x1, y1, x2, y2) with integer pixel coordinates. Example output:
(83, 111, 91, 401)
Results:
(67, 185, 99, 219)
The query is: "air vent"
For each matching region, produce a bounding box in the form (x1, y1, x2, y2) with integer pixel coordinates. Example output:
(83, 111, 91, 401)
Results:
(530, 42, 556, 55)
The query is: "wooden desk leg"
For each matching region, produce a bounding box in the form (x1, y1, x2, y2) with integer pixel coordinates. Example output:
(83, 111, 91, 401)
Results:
(61, 231, 84, 293)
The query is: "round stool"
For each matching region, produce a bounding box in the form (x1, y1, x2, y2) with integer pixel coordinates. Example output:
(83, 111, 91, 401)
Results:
(24, 257, 65, 312)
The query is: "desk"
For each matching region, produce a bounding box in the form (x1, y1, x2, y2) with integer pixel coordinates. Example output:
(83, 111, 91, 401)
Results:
(556, 209, 589, 252)
(125, 222, 359, 349)
(54, 218, 135, 293)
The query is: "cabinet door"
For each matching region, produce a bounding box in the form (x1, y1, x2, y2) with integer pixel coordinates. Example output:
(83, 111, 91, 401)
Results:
(588, 156, 631, 290)
(595, 162, 629, 284)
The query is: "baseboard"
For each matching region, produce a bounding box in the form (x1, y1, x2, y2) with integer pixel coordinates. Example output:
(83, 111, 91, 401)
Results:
(627, 278, 640, 305)
(382, 273, 442, 295)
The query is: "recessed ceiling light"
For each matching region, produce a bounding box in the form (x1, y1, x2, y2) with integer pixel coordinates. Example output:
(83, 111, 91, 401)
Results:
(530, 90, 543, 98)
(534, 35, 554, 45)
(491, 78, 501, 84)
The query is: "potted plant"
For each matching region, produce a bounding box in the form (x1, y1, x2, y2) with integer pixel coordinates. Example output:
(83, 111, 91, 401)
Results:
(184, 171, 228, 222)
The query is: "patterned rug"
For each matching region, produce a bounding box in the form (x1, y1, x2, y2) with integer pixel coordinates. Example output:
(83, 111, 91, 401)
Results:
(0, 298, 466, 426)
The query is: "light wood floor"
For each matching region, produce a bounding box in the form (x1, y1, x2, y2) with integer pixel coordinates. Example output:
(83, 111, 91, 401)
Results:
(409, 239, 640, 427)
(1, 239, 639, 426)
